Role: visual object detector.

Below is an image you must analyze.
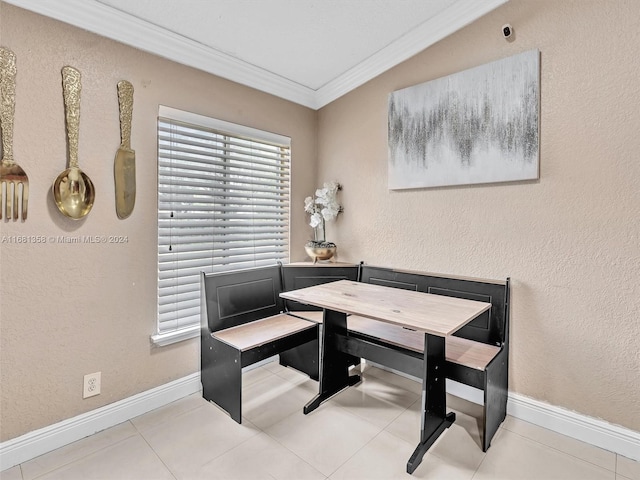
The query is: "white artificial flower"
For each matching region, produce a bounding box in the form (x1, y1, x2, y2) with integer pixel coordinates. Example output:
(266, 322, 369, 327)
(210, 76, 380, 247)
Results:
(324, 181, 340, 196)
(305, 180, 342, 231)
(304, 196, 315, 213)
(309, 212, 323, 228)
(321, 204, 339, 221)
(315, 188, 329, 205)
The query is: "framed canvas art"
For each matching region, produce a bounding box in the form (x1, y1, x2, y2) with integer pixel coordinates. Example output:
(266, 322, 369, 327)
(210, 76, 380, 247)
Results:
(388, 49, 540, 189)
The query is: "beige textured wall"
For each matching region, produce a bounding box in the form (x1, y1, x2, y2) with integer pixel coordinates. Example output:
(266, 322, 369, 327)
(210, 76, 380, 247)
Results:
(0, 3, 317, 441)
(318, 0, 640, 431)
(2, 0, 639, 445)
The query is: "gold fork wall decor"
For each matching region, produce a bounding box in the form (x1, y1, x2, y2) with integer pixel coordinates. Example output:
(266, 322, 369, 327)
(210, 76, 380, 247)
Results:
(0, 46, 29, 221)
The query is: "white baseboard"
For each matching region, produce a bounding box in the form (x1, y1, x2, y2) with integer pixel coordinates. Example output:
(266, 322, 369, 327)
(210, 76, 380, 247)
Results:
(0, 373, 201, 470)
(2, 363, 639, 471)
(507, 391, 640, 462)
(446, 378, 485, 405)
(368, 361, 640, 462)
(0, 358, 278, 471)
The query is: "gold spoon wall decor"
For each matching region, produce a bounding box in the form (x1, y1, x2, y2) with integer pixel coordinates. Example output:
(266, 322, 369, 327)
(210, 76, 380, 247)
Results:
(52, 66, 95, 219)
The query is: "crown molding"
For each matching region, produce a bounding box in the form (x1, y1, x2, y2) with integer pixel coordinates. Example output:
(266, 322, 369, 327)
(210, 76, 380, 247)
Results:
(313, 0, 508, 108)
(4, 0, 318, 107)
(4, 0, 507, 110)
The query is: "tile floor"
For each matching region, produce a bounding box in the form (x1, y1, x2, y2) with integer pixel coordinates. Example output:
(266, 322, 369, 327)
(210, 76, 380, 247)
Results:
(2, 362, 639, 480)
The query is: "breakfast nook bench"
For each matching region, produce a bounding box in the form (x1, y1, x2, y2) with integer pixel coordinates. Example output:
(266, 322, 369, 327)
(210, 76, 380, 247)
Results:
(200, 264, 320, 423)
(201, 261, 510, 461)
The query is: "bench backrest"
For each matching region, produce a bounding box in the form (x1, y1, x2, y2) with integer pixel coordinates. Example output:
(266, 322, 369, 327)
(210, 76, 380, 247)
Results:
(201, 265, 284, 333)
(281, 263, 359, 312)
(201, 262, 510, 346)
(359, 265, 509, 347)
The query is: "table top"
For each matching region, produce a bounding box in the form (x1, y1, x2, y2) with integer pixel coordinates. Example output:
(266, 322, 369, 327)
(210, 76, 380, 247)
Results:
(280, 280, 491, 336)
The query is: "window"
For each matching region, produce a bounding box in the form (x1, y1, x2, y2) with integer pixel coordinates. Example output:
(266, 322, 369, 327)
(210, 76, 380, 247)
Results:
(153, 106, 290, 345)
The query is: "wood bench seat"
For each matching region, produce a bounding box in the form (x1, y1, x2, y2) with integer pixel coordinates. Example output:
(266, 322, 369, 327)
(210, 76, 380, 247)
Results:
(212, 314, 317, 351)
(287, 308, 500, 370)
(348, 315, 500, 371)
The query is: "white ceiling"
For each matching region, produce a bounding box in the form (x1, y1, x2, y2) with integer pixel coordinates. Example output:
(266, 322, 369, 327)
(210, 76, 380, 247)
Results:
(5, 0, 507, 109)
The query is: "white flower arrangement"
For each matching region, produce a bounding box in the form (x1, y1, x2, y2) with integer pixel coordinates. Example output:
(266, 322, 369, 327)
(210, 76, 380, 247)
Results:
(304, 181, 342, 246)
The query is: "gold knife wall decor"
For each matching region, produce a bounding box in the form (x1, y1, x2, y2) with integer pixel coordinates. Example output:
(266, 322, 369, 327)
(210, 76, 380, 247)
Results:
(114, 80, 135, 219)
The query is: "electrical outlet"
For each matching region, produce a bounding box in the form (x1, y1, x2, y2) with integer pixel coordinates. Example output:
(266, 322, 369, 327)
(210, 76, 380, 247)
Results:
(83, 372, 101, 398)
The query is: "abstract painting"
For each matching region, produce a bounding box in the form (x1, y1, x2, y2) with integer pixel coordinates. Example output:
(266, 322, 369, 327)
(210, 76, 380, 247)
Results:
(388, 49, 539, 189)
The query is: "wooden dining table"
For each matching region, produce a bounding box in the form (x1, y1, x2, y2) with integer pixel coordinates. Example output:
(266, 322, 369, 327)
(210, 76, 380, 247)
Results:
(280, 279, 491, 474)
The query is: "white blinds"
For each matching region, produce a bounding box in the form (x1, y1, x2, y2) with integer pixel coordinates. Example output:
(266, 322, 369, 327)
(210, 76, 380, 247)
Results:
(157, 107, 290, 334)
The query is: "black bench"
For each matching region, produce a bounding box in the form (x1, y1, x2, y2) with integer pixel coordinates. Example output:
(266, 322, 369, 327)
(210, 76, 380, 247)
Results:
(200, 265, 319, 422)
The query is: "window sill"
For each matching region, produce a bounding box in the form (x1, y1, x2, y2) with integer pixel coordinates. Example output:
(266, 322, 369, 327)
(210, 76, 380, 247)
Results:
(151, 325, 200, 347)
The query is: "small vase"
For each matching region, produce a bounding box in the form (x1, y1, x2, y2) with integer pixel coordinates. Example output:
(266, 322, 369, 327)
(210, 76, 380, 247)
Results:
(305, 244, 336, 263)
(306, 216, 336, 262)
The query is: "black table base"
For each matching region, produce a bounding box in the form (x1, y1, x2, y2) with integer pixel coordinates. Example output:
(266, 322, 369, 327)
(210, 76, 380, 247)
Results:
(304, 308, 456, 475)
